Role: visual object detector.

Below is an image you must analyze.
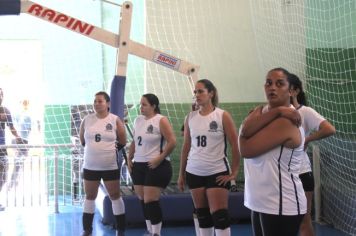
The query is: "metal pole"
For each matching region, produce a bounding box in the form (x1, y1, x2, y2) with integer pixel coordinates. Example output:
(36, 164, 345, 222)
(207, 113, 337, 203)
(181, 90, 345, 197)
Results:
(54, 146, 59, 213)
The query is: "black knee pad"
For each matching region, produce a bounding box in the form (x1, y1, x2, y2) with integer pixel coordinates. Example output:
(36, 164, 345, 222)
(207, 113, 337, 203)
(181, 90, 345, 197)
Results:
(196, 208, 214, 228)
(140, 200, 149, 219)
(212, 209, 230, 229)
(145, 201, 162, 225)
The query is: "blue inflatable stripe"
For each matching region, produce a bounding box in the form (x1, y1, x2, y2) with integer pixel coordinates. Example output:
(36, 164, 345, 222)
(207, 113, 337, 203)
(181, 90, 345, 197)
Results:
(110, 75, 126, 120)
(0, 0, 21, 15)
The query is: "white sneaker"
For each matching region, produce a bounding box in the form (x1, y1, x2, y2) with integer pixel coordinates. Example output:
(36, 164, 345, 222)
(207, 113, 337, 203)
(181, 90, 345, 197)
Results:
(143, 230, 152, 236)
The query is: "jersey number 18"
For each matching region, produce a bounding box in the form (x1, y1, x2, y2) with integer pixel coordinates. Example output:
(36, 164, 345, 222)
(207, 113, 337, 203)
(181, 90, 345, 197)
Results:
(196, 135, 207, 147)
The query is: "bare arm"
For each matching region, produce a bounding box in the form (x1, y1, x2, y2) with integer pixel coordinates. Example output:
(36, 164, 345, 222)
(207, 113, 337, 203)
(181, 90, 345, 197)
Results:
(240, 106, 301, 139)
(239, 117, 302, 158)
(158, 117, 176, 160)
(116, 118, 127, 146)
(2, 109, 20, 138)
(216, 111, 240, 186)
(127, 140, 135, 172)
(178, 116, 191, 191)
(79, 119, 85, 146)
(305, 120, 336, 147)
(148, 116, 176, 169)
(128, 140, 135, 161)
(9, 126, 20, 139)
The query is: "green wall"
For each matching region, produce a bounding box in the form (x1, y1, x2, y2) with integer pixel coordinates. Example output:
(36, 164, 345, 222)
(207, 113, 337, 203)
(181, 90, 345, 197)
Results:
(44, 105, 71, 194)
(44, 105, 71, 145)
(305, 48, 356, 136)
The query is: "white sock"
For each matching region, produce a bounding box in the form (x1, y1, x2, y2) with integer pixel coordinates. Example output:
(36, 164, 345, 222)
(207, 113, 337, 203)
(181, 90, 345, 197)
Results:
(111, 197, 125, 215)
(199, 227, 214, 236)
(145, 220, 152, 233)
(83, 199, 95, 214)
(193, 214, 200, 236)
(215, 227, 231, 236)
(151, 222, 162, 235)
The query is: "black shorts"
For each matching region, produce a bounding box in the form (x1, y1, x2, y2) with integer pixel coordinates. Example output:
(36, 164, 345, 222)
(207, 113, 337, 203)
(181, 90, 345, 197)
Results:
(83, 168, 120, 181)
(251, 211, 304, 236)
(0, 148, 7, 158)
(299, 171, 315, 192)
(131, 159, 172, 188)
(0, 148, 8, 166)
(186, 170, 231, 190)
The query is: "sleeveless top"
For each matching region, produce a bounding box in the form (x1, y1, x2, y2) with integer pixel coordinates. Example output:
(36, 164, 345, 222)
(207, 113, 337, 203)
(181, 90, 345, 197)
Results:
(186, 107, 229, 176)
(244, 105, 307, 215)
(83, 113, 119, 170)
(133, 114, 169, 162)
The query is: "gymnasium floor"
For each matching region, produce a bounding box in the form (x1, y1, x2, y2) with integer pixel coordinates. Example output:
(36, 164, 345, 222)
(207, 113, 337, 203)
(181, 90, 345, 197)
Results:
(0, 206, 349, 236)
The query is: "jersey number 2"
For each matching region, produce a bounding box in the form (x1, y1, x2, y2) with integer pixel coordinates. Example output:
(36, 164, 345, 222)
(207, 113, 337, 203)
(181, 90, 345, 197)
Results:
(137, 136, 142, 146)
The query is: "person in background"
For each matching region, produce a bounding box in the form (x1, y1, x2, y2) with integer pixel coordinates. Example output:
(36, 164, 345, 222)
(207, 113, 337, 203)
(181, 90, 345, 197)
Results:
(289, 73, 336, 236)
(15, 99, 32, 142)
(178, 79, 240, 236)
(0, 88, 21, 211)
(239, 68, 306, 236)
(79, 91, 127, 236)
(127, 93, 176, 236)
(8, 99, 32, 189)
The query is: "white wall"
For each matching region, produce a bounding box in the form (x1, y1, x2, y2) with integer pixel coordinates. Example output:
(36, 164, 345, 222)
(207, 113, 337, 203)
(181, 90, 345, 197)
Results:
(144, 0, 265, 103)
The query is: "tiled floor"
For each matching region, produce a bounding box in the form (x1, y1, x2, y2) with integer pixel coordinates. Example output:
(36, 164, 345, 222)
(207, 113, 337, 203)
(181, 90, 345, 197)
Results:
(0, 205, 350, 236)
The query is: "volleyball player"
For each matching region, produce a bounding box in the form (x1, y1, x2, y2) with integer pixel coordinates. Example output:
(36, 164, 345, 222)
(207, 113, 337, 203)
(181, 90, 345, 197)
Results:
(178, 79, 240, 236)
(239, 68, 306, 236)
(289, 73, 336, 236)
(127, 93, 176, 236)
(79, 91, 127, 236)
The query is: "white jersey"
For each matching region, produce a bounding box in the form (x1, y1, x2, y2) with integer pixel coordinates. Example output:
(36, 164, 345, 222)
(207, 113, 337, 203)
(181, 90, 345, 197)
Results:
(83, 113, 119, 171)
(298, 105, 326, 174)
(186, 107, 229, 176)
(244, 105, 307, 215)
(133, 114, 167, 162)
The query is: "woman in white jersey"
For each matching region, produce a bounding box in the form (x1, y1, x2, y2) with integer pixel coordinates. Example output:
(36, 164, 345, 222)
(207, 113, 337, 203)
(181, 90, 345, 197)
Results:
(289, 74, 336, 236)
(127, 93, 176, 236)
(239, 68, 307, 236)
(178, 79, 240, 236)
(79, 91, 127, 236)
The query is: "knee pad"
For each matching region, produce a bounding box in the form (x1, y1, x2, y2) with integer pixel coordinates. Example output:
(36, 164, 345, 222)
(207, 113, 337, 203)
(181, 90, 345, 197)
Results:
(196, 208, 213, 228)
(212, 209, 230, 229)
(112, 197, 125, 215)
(140, 200, 149, 219)
(83, 199, 95, 214)
(145, 201, 162, 225)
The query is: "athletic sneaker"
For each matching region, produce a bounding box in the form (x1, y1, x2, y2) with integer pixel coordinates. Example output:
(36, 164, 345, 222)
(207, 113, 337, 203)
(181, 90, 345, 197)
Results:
(116, 230, 125, 236)
(142, 230, 152, 236)
(81, 230, 92, 236)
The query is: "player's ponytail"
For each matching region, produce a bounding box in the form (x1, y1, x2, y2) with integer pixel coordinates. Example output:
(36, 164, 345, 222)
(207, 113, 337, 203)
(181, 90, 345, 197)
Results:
(288, 73, 308, 106)
(197, 79, 219, 107)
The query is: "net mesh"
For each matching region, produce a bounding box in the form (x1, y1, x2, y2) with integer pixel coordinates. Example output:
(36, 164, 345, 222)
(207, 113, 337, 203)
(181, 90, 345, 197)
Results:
(0, 1, 354, 234)
(249, 0, 355, 234)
